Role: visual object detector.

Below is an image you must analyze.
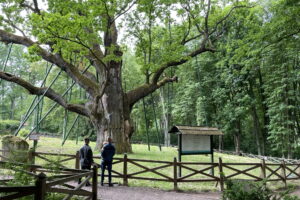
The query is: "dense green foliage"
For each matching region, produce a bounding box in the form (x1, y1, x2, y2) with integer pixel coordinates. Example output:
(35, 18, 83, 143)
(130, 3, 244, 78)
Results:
(127, 0, 300, 158)
(223, 180, 300, 200)
(0, 0, 299, 158)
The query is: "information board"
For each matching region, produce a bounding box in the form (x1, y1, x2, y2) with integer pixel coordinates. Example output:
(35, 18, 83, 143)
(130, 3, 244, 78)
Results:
(181, 135, 211, 154)
(29, 134, 40, 141)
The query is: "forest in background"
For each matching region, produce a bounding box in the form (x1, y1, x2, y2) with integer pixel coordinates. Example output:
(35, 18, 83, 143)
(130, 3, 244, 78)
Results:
(0, 0, 299, 158)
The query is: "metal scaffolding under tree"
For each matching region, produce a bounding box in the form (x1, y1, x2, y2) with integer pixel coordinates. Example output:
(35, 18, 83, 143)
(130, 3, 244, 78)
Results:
(0, 45, 92, 145)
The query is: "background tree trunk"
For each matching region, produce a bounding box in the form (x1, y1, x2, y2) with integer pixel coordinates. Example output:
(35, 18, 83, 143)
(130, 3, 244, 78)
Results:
(159, 89, 170, 146)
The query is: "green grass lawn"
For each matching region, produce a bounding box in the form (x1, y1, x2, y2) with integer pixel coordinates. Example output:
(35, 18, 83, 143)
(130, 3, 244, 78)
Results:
(0, 136, 295, 192)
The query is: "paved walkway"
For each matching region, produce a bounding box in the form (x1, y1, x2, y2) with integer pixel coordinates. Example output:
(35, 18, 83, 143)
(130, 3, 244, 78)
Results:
(97, 185, 221, 200)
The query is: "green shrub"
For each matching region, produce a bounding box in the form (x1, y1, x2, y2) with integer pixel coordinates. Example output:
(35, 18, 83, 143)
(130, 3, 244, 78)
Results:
(0, 120, 20, 134)
(222, 180, 300, 200)
(18, 129, 30, 137)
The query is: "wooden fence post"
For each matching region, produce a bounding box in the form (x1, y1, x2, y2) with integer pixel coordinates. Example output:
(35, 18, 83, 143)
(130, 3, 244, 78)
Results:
(173, 157, 178, 191)
(261, 159, 266, 179)
(28, 148, 35, 164)
(28, 148, 36, 172)
(218, 157, 224, 191)
(35, 172, 46, 200)
(75, 150, 80, 169)
(92, 165, 98, 200)
(123, 154, 128, 186)
(281, 161, 287, 188)
(297, 162, 300, 175)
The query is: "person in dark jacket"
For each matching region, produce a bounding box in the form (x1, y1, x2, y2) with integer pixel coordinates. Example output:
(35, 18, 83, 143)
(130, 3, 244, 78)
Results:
(78, 137, 94, 186)
(100, 137, 115, 186)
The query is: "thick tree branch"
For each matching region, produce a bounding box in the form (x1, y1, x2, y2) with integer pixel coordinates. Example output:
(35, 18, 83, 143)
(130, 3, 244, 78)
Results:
(113, 0, 137, 22)
(205, 0, 211, 33)
(20, 0, 40, 14)
(126, 76, 178, 107)
(209, 5, 252, 35)
(180, 14, 192, 45)
(32, 0, 41, 14)
(152, 45, 215, 84)
(263, 28, 300, 50)
(0, 71, 89, 117)
(0, 30, 99, 97)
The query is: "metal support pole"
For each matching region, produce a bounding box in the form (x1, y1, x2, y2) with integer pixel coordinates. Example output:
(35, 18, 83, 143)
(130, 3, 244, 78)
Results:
(62, 115, 80, 145)
(178, 134, 182, 177)
(211, 135, 214, 176)
(1, 44, 13, 119)
(62, 109, 68, 142)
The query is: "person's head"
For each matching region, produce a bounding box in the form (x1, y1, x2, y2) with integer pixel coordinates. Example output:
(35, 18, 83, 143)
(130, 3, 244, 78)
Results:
(84, 137, 90, 145)
(107, 137, 113, 143)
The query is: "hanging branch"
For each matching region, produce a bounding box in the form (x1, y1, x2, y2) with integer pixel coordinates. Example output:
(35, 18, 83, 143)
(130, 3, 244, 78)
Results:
(0, 71, 89, 117)
(0, 29, 99, 97)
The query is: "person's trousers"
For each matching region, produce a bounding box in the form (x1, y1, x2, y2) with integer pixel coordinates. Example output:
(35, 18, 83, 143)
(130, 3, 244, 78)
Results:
(78, 165, 91, 184)
(101, 161, 112, 184)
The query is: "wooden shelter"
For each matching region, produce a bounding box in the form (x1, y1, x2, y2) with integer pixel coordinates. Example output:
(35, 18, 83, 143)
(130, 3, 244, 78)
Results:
(169, 125, 223, 176)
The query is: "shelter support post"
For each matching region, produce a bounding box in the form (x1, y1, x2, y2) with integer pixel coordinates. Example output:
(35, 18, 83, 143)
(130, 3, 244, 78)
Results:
(178, 134, 182, 177)
(211, 135, 214, 176)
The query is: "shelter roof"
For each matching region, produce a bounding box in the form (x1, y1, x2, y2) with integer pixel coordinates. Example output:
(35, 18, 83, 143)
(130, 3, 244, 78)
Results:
(168, 125, 223, 135)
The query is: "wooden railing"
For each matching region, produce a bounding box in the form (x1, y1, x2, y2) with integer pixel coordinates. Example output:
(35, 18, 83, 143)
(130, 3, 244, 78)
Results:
(0, 160, 97, 200)
(1, 149, 300, 192)
(214, 149, 300, 164)
(97, 155, 300, 191)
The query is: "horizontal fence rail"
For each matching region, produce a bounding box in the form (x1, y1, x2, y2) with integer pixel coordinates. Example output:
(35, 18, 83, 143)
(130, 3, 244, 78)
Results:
(1, 148, 300, 193)
(214, 149, 300, 164)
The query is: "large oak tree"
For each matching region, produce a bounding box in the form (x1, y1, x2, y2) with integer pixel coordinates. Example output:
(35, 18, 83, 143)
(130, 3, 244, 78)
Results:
(0, 0, 249, 153)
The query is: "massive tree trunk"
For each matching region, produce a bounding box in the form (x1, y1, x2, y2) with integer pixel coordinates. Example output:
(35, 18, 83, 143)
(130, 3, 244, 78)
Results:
(90, 61, 132, 153)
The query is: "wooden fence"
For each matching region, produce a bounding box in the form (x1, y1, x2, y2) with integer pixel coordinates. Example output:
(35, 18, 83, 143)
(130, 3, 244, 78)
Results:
(31, 151, 300, 190)
(0, 159, 97, 200)
(215, 149, 300, 164)
(1, 149, 300, 192)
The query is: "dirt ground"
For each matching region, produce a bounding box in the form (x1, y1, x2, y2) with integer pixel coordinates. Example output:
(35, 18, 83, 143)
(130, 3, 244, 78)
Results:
(95, 184, 300, 200)
(97, 185, 221, 200)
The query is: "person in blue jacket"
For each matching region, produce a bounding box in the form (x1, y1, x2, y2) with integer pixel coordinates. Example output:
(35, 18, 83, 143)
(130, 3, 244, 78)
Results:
(100, 137, 115, 186)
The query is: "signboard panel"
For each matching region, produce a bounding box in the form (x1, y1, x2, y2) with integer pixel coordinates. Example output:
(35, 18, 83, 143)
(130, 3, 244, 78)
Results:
(181, 135, 211, 154)
(29, 134, 40, 141)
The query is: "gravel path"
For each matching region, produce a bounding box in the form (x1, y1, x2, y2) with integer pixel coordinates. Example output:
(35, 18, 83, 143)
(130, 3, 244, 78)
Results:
(97, 185, 221, 200)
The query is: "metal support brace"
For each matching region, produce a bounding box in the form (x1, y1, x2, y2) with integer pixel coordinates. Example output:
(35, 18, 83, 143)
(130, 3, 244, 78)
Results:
(62, 115, 80, 145)
(15, 64, 53, 134)
(14, 67, 61, 136)
(25, 65, 92, 139)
